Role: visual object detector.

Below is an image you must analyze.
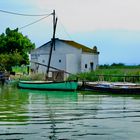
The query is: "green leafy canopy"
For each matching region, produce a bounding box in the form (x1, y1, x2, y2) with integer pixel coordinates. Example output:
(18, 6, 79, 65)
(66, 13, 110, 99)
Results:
(0, 27, 35, 71)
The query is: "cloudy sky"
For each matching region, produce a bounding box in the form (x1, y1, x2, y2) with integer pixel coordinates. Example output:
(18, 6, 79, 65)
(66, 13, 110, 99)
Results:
(0, 0, 140, 64)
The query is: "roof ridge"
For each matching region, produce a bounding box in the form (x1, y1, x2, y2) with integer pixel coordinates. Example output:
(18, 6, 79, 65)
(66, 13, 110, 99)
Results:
(35, 38, 99, 54)
(61, 40, 94, 53)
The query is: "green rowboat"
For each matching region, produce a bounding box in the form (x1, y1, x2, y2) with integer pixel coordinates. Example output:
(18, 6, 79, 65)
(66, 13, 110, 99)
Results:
(18, 81, 78, 91)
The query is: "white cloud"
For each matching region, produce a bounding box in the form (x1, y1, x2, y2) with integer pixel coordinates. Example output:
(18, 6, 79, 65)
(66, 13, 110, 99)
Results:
(1, 0, 140, 64)
(28, 0, 140, 32)
(1, 0, 140, 32)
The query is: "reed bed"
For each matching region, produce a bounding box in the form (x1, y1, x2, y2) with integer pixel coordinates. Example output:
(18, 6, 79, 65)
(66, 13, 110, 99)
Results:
(69, 67, 140, 83)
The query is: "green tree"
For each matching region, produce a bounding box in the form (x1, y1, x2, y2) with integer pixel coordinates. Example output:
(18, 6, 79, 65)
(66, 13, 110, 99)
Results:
(111, 63, 125, 67)
(0, 53, 23, 71)
(0, 28, 35, 71)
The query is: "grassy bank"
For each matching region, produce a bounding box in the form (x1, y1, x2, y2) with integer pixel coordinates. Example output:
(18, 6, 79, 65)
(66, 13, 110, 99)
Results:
(69, 65, 140, 83)
(9, 65, 140, 83)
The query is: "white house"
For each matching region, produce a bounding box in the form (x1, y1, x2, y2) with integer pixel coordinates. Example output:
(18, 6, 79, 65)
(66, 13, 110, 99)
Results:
(30, 38, 99, 76)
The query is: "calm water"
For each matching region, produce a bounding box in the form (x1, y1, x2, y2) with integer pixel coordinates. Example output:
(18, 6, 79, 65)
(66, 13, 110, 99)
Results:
(0, 86, 140, 140)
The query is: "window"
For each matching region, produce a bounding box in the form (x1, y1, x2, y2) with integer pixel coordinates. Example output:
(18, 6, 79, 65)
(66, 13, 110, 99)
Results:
(59, 59, 61, 63)
(85, 64, 87, 68)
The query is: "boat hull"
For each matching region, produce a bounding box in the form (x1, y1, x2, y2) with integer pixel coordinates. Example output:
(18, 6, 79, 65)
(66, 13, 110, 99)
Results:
(18, 81, 78, 91)
(82, 84, 140, 94)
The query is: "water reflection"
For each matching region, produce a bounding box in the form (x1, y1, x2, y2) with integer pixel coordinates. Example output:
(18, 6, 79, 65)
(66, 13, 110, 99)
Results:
(0, 86, 29, 123)
(1, 86, 140, 139)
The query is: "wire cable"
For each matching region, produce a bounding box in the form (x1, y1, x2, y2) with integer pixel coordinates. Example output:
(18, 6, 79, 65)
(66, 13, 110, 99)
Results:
(19, 14, 52, 30)
(58, 18, 73, 40)
(0, 9, 52, 17)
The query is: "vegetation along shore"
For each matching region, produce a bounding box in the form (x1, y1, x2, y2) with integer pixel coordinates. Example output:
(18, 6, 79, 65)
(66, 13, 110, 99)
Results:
(69, 63, 140, 83)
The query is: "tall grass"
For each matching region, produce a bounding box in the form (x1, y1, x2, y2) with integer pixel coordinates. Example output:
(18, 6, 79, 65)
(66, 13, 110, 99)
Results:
(68, 67, 140, 83)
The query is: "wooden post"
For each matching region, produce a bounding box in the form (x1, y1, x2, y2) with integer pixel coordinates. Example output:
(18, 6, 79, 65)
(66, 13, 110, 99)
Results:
(123, 74, 126, 83)
(46, 10, 57, 80)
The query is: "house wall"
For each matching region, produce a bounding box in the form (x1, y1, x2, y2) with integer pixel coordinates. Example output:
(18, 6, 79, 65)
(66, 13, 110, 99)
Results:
(31, 40, 82, 74)
(49, 53, 66, 71)
(50, 41, 81, 74)
(81, 53, 99, 72)
(30, 53, 38, 73)
(30, 40, 99, 74)
(30, 44, 50, 73)
(66, 53, 80, 74)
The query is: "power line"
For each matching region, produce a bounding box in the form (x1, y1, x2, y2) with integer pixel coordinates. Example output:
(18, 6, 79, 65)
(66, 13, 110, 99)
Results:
(0, 9, 52, 17)
(0, 9, 72, 40)
(58, 18, 73, 40)
(19, 14, 52, 30)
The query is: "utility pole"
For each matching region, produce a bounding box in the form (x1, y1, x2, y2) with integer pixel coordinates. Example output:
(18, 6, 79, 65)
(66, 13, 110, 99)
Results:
(46, 10, 57, 80)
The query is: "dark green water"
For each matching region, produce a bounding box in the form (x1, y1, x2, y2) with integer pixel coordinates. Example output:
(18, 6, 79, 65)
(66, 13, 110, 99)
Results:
(0, 86, 140, 140)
